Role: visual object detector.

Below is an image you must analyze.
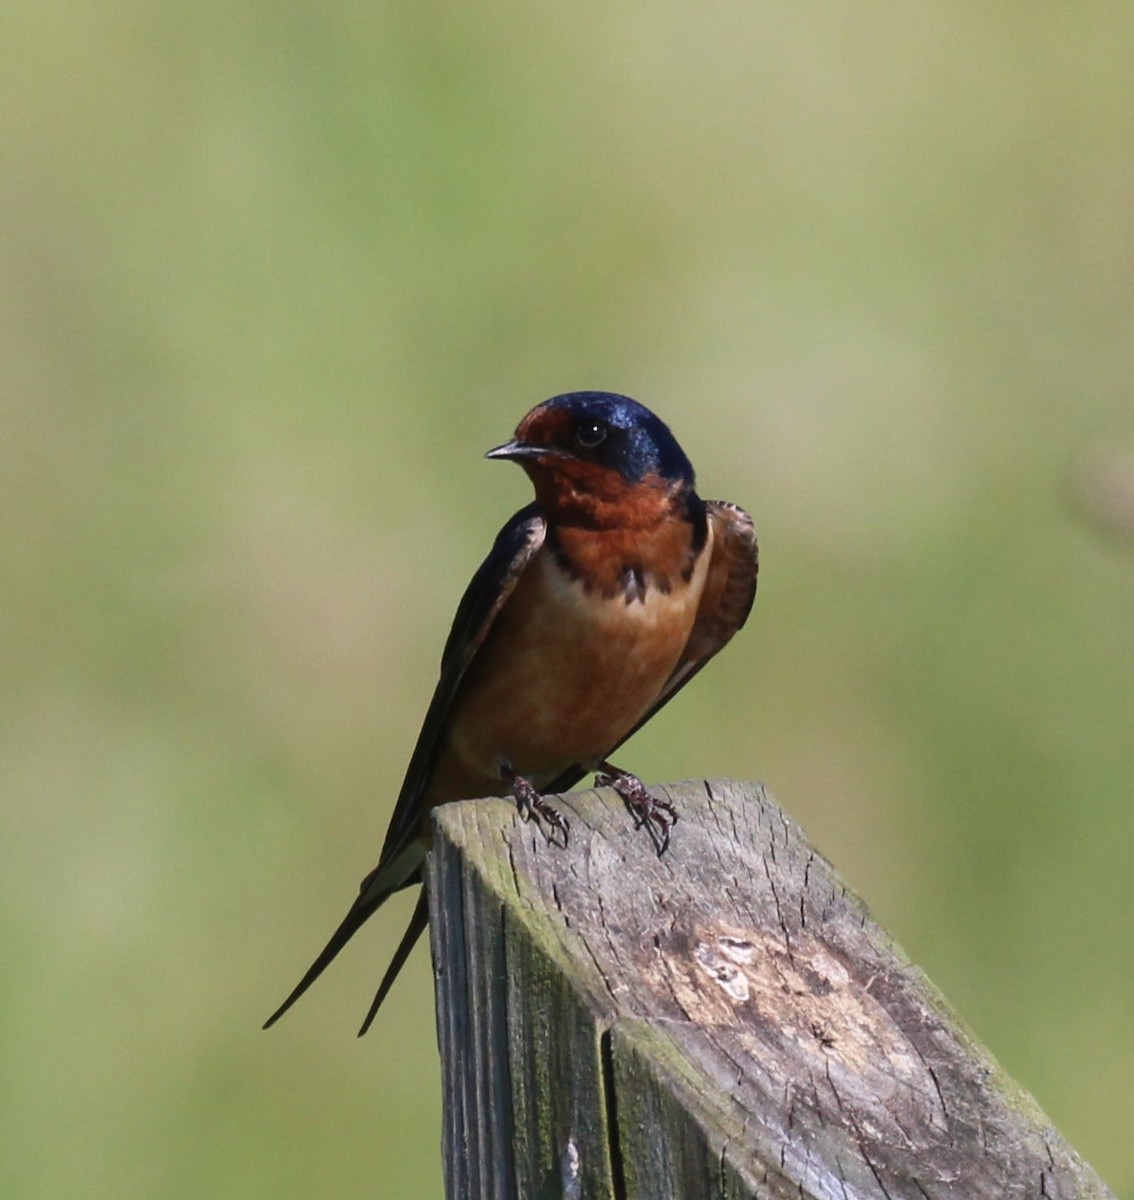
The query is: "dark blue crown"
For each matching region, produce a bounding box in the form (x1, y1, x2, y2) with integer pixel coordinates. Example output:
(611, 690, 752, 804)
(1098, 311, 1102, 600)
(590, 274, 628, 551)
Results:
(542, 391, 695, 486)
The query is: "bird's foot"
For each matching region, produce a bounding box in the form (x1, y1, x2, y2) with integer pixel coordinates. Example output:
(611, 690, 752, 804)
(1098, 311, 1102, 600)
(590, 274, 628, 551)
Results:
(595, 762, 677, 857)
(510, 774, 570, 848)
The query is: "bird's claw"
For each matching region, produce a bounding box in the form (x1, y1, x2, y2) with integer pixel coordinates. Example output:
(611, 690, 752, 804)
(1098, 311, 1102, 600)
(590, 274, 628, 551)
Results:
(510, 775, 570, 848)
(595, 765, 677, 857)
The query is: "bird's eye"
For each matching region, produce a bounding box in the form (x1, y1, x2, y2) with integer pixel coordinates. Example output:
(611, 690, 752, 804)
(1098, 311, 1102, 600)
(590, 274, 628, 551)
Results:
(575, 420, 608, 449)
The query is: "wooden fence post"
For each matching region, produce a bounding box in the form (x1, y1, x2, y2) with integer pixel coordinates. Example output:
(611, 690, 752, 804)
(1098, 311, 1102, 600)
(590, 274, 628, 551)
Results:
(426, 778, 1114, 1200)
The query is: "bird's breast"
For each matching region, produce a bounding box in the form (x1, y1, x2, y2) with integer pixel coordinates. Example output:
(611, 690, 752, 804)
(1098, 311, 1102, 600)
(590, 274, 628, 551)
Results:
(434, 526, 711, 798)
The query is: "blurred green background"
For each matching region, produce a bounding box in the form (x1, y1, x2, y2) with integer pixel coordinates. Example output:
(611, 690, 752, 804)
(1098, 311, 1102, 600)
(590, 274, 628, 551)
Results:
(4, 3, 1133, 1196)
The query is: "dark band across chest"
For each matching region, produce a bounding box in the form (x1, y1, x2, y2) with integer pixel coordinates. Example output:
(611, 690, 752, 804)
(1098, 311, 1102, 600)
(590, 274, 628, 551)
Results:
(547, 497, 707, 603)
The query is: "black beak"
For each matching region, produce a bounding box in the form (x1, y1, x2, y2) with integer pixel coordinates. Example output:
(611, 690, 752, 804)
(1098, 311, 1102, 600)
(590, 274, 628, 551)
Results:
(485, 438, 544, 462)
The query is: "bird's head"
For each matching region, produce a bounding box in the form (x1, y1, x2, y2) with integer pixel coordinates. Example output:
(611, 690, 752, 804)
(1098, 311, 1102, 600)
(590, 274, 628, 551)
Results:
(486, 392, 696, 527)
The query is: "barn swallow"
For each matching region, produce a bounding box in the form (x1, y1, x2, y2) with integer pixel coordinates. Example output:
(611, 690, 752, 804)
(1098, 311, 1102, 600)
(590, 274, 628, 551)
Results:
(264, 391, 758, 1035)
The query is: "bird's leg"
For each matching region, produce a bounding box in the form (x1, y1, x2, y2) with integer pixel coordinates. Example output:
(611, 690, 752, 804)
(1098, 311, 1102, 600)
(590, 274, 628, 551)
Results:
(505, 769, 570, 848)
(594, 761, 677, 857)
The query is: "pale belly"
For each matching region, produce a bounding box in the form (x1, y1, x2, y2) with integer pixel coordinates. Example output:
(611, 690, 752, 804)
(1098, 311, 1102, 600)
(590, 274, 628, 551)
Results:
(436, 547, 708, 796)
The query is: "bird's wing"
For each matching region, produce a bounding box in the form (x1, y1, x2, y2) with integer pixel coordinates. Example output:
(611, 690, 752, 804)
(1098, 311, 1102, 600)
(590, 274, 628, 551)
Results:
(263, 504, 547, 1031)
(377, 501, 547, 867)
(645, 499, 758, 710)
(544, 500, 757, 793)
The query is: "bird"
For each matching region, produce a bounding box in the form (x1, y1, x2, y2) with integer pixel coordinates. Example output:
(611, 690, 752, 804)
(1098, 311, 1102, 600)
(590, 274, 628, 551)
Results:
(263, 390, 758, 1036)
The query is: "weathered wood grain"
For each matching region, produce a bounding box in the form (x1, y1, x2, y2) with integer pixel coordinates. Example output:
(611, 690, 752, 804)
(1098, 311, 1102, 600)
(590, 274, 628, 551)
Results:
(426, 778, 1114, 1200)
